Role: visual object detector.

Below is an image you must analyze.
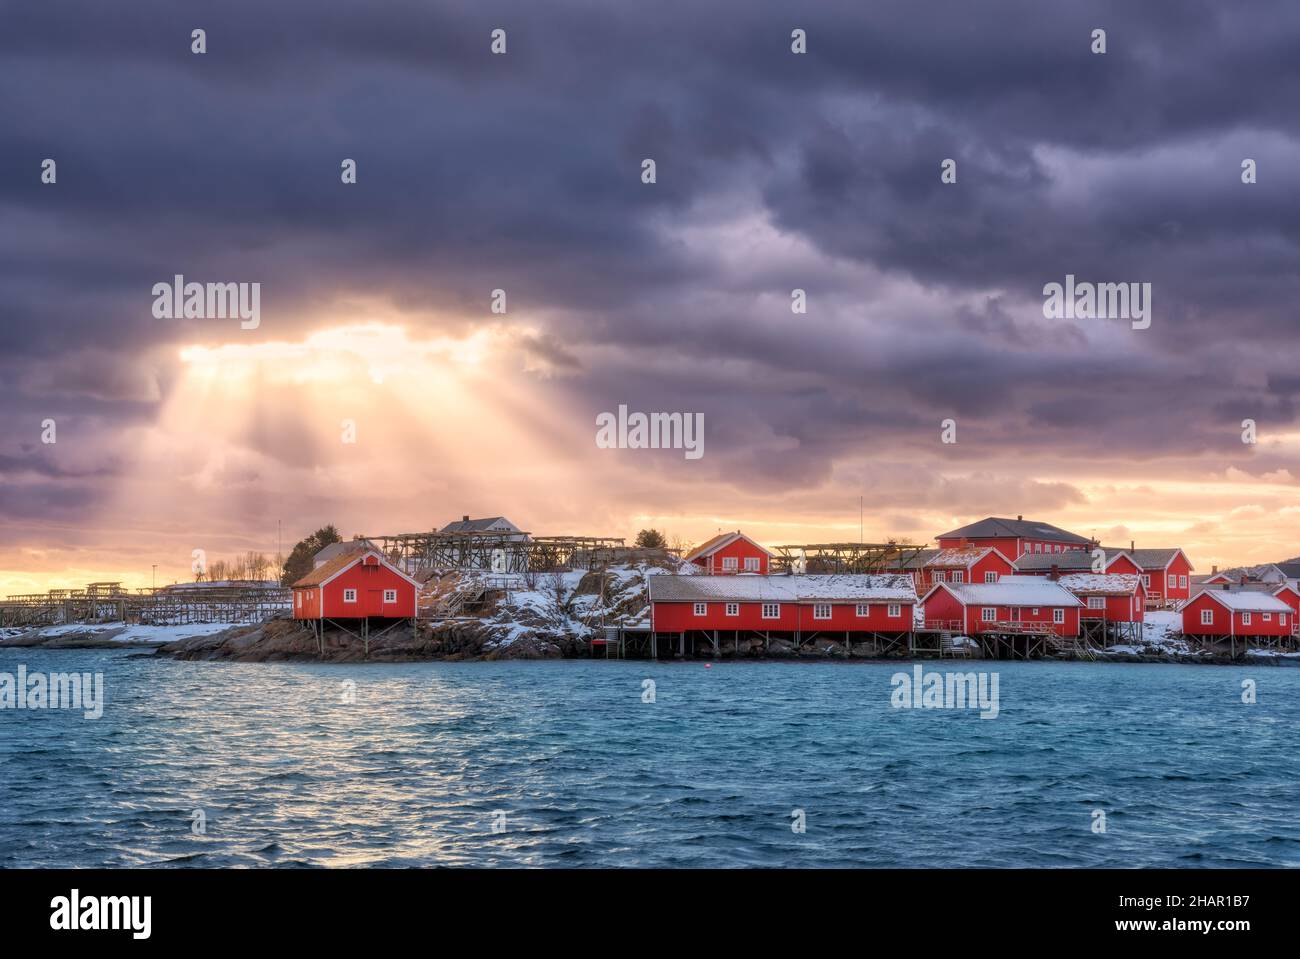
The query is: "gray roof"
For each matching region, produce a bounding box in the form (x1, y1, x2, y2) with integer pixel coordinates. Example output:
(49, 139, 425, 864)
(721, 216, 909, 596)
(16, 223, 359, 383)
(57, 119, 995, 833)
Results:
(936, 516, 1091, 545)
(1012, 551, 1097, 571)
(1273, 561, 1300, 578)
(882, 548, 939, 570)
(1123, 548, 1186, 570)
(648, 574, 917, 603)
(440, 516, 517, 534)
(313, 540, 371, 564)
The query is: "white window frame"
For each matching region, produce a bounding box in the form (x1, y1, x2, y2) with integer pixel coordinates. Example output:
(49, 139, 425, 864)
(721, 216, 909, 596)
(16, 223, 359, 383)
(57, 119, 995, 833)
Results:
(1179, 575, 1187, 589)
(887, 603, 901, 617)
(980, 607, 996, 622)
(343, 588, 357, 603)
(693, 602, 708, 617)
(1087, 596, 1105, 609)
(855, 604, 870, 617)
(725, 602, 739, 617)
(384, 589, 397, 604)
(1263, 612, 1272, 621)
(1281, 613, 1288, 626)
(1053, 608, 1065, 624)
(1242, 612, 1252, 626)
(721, 556, 738, 571)
(1034, 543, 1042, 553)
(933, 570, 946, 583)
(1142, 574, 1150, 588)
(812, 603, 832, 620)
(951, 570, 964, 584)
(744, 556, 760, 572)
(984, 571, 997, 583)
(1200, 608, 1214, 626)
(1168, 574, 1176, 589)
(761, 603, 780, 619)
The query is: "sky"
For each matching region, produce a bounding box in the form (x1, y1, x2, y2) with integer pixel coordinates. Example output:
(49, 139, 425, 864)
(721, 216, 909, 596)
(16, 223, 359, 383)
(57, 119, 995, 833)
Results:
(2, 0, 1300, 592)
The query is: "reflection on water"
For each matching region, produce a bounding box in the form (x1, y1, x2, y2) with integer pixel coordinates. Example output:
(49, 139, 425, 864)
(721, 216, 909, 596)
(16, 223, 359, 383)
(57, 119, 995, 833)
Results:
(2, 651, 1298, 867)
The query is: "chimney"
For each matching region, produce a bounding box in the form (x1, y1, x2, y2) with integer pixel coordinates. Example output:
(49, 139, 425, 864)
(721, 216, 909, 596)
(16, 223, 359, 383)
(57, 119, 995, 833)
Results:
(1130, 540, 1135, 551)
(1050, 564, 1059, 581)
(463, 515, 469, 522)
(1017, 514, 1023, 521)
(1212, 564, 1218, 574)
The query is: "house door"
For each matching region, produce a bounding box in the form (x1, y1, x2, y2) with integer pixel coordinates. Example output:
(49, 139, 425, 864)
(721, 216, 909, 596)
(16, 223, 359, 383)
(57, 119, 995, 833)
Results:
(1010, 607, 1022, 623)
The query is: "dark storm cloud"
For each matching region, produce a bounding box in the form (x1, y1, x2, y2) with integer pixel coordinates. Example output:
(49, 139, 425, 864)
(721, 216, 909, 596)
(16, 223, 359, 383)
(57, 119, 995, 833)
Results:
(3, 0, 1300, 526)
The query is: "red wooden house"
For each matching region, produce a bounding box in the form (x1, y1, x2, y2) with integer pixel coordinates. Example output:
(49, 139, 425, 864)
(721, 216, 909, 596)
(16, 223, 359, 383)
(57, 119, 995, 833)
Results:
(1180, 588, 1292, 645)
(647, 573, 917, 656)
(1048, 573, 1145, 643)
(1271, 582, 1300, 621)
(683, 531, 774, 575)
(935, 515, 1093, 559)
(1126, 548, 1194, 606)
(920, 546, 1015, 590)
(919, 580, 1083, 637)
(292, 548, 421, 655)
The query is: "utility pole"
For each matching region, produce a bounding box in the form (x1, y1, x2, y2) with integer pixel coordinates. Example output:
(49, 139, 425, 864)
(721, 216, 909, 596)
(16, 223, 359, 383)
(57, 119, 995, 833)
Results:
(152, 565, 157, 591)
(860, 496, 863, 544)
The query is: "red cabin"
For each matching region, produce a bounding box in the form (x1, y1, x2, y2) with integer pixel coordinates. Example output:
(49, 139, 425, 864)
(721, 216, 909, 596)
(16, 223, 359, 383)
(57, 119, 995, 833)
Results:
(920, 546, 1015, 590)
(292, 548, 420, 621)
(935, 515, 1092, 560)
(1272, 583, 1300, 621)
(1180, 589, 1292, 639)
(1050, 573, 1146, 626)
(1127, 548, 1194, 606)
(683, 530, 773, 575)
(919, 580, 1082, 637)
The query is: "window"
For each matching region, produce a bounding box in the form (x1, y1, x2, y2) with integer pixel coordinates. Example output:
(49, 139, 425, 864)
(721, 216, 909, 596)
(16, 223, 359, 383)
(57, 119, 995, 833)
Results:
(1282, 614, 1288, 626)
(933, 570, 945, 583)
(952, 571, 964, 584)
(384, 589, 397, 603)
(981, 607, 996, 622)
(1263, 613, 1272, 621)
(856, 604, 870, 617)
(1034, 543, 1042, 553)
(1168, 574, 1176, 589)
(1179, 575, 1187, 589)
(1242, 612, 1252, 626)
(1052, 544, 1060, 553)
(343, 588, 357, 603)
(1201, 609, 1214, 626)
(1032, 608, 1040, 615)
(744, 557, 760, 572)
(694, 603, 708, 616)
(984, 571, 997, 583)
(295, 593, 301, 608)
(1088, 596, 1105, 609)
(1142, 575, 1150, 588)
(761, 603, 780, 619)
(813, 603, 832, 620)
(888, 603, 901, 617)
(1052, 608, 1065, 624)
(725, 603, 739, 617)
(722, 556, 738, 571)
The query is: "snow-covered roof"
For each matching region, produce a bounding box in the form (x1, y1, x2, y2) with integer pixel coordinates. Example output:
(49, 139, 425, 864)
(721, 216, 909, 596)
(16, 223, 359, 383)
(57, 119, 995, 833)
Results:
(925, 546, 1006, 567)
(1055, 573, 1143, 595)
(1186, 589, 1291, 613)
(922, 580, 1082, 607)
(648, 574, 916, 604)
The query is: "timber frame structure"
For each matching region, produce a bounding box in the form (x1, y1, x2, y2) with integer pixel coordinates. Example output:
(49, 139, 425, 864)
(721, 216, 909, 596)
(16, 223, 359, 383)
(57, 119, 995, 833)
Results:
(0, 581, 290, 628)
(363, 529, 627, 575)
(769, 542, 929, 575)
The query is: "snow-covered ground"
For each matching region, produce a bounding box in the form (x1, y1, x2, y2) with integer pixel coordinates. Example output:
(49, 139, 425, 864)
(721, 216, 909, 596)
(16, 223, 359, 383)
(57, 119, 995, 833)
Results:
(1101, 610, 1197, 656)
(0, 621, 240, 646)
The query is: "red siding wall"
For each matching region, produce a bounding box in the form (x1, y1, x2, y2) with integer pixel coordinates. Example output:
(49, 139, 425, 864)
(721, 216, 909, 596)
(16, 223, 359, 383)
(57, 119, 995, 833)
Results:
(653, 600, 912, 633)
(920, 589, 1079, 636)
(1148, 554, 1192, 602)
(936, 537, 1088, 559)
(692, 538, 770, 574)
(294, 562, 416, 619)
(923, 551, 1014, 589)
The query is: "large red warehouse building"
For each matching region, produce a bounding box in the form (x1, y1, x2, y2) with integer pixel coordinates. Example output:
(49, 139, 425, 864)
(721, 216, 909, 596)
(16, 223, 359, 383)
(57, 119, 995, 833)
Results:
(935, 516, 1093, 560)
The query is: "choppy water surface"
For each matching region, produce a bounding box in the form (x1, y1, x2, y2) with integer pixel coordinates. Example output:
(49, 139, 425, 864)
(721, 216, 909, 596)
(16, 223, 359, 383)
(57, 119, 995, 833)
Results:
(2, 650, 1298, 867)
